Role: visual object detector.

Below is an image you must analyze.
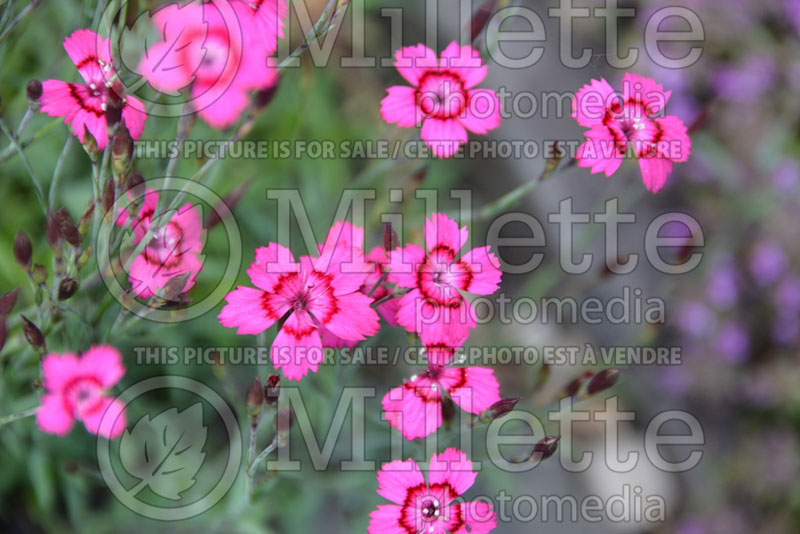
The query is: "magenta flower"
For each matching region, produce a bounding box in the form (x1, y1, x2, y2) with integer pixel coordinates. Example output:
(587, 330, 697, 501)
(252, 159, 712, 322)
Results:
(218, 240, 381, 380)
(138, 1, 277, 128)
(241, 0, 289, 53)
(572, 73, 691, 193)
(382, 336, 500, 440)
(116, 189, 205, 299)
(380, 41, 502, 158)
(37, 346, 126, 438)
(39, 29, 147, 150)
(317, 221, 399, 349)
(388, 213, 502, 344)
(368, 448, 497, 534)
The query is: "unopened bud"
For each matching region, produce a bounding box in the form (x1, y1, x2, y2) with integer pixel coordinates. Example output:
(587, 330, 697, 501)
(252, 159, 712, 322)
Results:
(127, 171, 145, 196)
(383, 222, 399, 252)
(21, 315, 45, 349)
(26, 79, 43, 102)
(105, 85, 124, 133)
(0, 288, 19, 316)
(264, 375, 280, 407)
(273, 408, 294, 447)
(13, 231, 32, 267)
(102, 177, 115, 214)
(586, 368, 621, 396)
(247, 377, 263, 421)
(529, 435, 560, 462)
(441, 395, 456, 429)
(31, 264, 47, 285)
(81, 126, 98, 162)
(205, 178, 252, 229)
(479, 396, 521, 423)
(542, 141, 564, 179)
(160, 272, 190, 302)
(112, 124, 133, 178)
(78, 202, 95, 236)
(469, 0, 496, 41)
(254, 83, 279, 110)
(564, 370, 594, 398)
(46, 211, 61, 248)
(534, 362, 550, 391)
(55, 208, 81, 247)
(58, 278, 79, 301)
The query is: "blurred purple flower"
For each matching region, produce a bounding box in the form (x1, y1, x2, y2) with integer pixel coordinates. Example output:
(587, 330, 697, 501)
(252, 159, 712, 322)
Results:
(658, 365, 693, 396)
(786, 0, 800, 35)
(707, 261, 739, 309)
(713, 56, 776, 103)
(714, 321, 750, 363)
(772, 159, 799, 194)
(678, 301, 715, 338)
(749, 241, 788, 285)
(775, 276, 800, 311)
(772, 313, 799, 345)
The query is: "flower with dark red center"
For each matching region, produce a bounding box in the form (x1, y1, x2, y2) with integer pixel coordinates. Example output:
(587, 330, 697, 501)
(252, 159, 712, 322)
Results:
(388, 213, 502, 344)
(39, 29, 147, 150)
(380, 41, 502, 158)
(382, 335, 500, 440)
(138, 1, 278, 128)
(37, 346, 126, 438)
(115, 189, 205, 299)
(572, 73, 691, 193)
(315, 221, 399, 349)
(368, 448, 497, 534)
(218, 240, 381, 380)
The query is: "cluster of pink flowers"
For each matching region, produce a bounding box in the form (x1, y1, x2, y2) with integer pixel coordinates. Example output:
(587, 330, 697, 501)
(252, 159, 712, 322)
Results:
(37, 346, 126, 438)
(115, 189, 205, 298)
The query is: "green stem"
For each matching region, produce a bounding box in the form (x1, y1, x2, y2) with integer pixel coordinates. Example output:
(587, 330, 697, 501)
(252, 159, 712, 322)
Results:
(0, 116, 47, 216)
(0, 406, 38, 428)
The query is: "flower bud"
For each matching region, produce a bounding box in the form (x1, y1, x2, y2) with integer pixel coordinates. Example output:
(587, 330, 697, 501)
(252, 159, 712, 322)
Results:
(126, 171, 145, 196)
(529, 435, 560, 462)
(441, 395, 456, 429)
(0, 319, 6, 354)
(58, 278, 79, 301)
(274, 408, 293, 447)
(13, 231, 32, 267)
(254, 83, 279, 110)
(205, 178, 252, 229)
(102, 177, 115, 215)
(564, 370, 594, 398)
(586, 368, 621, 396)
(55, 208, 81, 247)
(45, 211, 61, 248)
(161, 272, 191, 303)
(26, 79, 43, 102)
(383, 222, 399, 252)
(247, 377, 263, 422)
(105, 85, 124, 133)
(0, 288, 19, 316)
(81, 125, 98, 162)
(21, 315, 45, 350)
(478, 397, 521, 423)
(31, 264, 47, 285)
(264, 375, 280, 407)
(112, 123, 133, 179)
(469, 0, 496, 41)
(78, 202, 95, 236)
